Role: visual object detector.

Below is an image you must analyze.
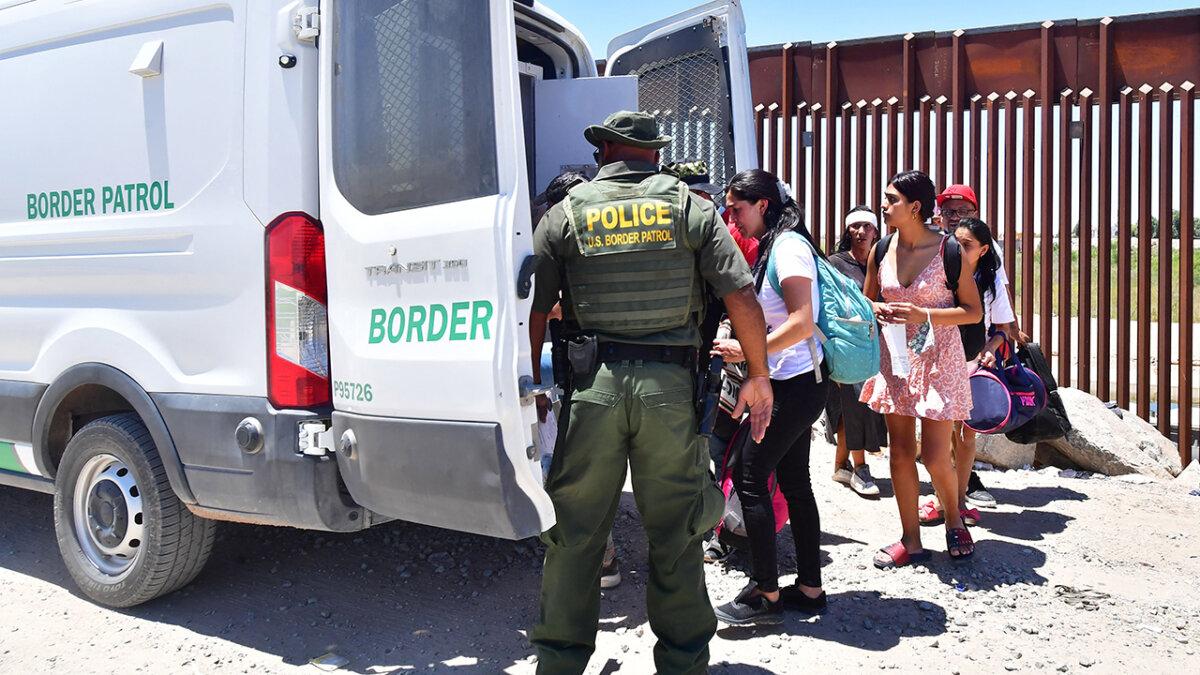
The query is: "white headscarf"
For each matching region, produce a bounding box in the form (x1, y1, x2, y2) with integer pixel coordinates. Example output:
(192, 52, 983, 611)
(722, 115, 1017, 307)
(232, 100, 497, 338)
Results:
(845, 210, 879, 228)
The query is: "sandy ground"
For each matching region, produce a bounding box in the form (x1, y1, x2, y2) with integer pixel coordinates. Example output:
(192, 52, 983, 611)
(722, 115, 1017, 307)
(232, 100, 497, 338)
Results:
(2, 434, 1199, 674)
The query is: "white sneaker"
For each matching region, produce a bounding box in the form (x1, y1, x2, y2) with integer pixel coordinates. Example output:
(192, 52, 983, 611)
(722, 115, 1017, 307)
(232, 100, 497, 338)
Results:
(832, 463, 853, 485)
(600, 558, 621, 589)
(850, 464, 880, 497)
(600, 542, 621, 589)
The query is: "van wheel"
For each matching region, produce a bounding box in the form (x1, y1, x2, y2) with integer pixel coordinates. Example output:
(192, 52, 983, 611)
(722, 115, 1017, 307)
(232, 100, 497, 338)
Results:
(53, 413, 215, 607)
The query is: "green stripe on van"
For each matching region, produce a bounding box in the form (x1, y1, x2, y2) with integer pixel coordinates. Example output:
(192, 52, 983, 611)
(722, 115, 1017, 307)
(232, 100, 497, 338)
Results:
(0, 440, 27, 473)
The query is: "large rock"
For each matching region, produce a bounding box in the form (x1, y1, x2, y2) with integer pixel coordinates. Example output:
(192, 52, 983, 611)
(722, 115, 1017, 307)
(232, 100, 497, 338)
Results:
(1046, 388, 1183, 479)
(1175, 460, 1200, 489)
(975, 434, 1037, 469)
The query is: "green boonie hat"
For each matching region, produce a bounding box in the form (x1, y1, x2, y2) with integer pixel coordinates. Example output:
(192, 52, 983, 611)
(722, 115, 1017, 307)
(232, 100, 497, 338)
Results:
(584, 110, 673, 150)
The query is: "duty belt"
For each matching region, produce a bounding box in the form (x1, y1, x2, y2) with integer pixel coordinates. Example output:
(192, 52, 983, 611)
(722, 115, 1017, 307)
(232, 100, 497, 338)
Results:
(597, 341, 698, 368)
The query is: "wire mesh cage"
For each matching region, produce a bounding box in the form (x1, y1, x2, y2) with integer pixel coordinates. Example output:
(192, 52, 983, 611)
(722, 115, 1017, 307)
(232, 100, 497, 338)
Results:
(631, 49, 734, 190)
(372, 3, 468, 195)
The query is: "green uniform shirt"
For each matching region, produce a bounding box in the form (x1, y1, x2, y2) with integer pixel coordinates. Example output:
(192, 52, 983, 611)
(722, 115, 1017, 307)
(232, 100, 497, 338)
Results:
(532, 160, 753, 347)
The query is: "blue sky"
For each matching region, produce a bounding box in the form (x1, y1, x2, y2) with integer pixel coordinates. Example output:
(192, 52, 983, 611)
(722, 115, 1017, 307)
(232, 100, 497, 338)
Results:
(552, 0, 1199, 54)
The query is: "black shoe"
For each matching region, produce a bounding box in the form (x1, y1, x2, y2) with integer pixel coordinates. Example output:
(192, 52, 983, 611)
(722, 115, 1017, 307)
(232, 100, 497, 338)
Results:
(703, 537, 730, 563)
(779, 585, 827, 614)
(966, 471, 997, 508)
(714, 581, 783, 626)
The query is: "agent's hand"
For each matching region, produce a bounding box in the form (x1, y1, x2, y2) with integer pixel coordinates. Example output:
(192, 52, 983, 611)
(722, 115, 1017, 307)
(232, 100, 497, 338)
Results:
(535, 394, 551, 423)
(1016, 328, 1031, 346)
(732, 375, 773, 442)
(884, 302, 926, 324)
(711, 338, 745, 364)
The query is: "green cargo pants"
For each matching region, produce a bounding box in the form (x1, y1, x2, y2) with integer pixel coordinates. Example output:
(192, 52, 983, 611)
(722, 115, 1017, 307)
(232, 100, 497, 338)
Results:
(531, 360, 725, 675)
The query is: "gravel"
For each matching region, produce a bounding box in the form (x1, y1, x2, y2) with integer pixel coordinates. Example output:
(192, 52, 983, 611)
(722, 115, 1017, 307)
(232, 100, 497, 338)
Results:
(2, 439, 1199, 673)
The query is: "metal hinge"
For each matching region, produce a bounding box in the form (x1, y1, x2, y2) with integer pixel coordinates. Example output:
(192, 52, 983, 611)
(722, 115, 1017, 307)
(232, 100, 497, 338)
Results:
(293, 6, 321, 42)
(704, 15, 728, 47)
(298, 420, 334, 457)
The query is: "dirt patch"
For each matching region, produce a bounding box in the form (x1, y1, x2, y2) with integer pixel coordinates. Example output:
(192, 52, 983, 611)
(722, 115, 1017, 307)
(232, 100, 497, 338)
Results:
(2, 437, 1199, 673)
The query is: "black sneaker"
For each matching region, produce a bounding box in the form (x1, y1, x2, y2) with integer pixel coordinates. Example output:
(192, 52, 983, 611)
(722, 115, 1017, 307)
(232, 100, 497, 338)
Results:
(714, 581, 783, 626)
(779, 585, 827, 614)
(703, 538, 728, 563)
(599, 558, 621, 589)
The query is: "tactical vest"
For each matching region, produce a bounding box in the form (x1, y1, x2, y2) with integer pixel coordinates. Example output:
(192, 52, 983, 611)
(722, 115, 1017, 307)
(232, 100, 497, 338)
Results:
(561, 173, 700, 337)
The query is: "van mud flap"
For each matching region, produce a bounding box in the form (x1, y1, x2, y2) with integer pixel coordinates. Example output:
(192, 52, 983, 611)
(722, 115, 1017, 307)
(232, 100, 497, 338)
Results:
(331, 412, 542, 539)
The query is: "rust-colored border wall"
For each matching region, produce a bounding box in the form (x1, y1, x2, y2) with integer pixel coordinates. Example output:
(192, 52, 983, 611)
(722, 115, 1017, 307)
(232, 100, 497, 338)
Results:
(747, 9, 1200, 465)
(748, 10, 1200, 108)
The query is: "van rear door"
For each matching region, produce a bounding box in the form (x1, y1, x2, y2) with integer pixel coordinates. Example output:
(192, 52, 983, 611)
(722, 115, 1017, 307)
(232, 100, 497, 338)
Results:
(605, 0, 757, 190)
(317, 0, 552, 538)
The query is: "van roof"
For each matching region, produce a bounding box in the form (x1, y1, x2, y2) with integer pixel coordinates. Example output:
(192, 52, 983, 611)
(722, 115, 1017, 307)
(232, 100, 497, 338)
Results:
(517, 1, 597, 76)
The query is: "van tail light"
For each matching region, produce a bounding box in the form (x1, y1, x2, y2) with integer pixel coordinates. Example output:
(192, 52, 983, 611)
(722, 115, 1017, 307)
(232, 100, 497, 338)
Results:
(265, 212, 331, 408)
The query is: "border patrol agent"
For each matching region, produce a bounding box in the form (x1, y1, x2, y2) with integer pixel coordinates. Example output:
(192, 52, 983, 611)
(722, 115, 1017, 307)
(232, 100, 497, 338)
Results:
(527, 111, 775, 674)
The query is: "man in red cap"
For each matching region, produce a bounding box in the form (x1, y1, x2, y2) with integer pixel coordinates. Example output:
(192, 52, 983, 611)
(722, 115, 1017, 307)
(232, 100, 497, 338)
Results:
(935, 184, 979, 233)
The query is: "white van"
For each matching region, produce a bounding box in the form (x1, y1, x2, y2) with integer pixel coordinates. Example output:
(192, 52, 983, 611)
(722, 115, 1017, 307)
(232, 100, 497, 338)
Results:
(0, 0, 755, 606)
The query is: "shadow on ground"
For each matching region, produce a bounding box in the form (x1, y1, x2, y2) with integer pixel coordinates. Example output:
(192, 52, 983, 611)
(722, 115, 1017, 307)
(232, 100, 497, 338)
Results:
(716, 591, 948, 651)
(0, 487, 546, 673)
(922, 538, 1050, 591)
(974, 509, 1074, 541)
(984, 485, 1087, 508)
(712, 664, 793, 673)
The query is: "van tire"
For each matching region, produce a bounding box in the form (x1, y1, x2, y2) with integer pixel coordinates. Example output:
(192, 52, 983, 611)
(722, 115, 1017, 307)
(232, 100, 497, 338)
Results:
(53, 413, 215, 607)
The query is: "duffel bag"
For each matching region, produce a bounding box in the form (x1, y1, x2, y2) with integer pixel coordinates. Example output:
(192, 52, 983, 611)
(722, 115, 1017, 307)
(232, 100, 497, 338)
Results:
(1004, 342, 1072, 443)
(965, 339, 1048, 434)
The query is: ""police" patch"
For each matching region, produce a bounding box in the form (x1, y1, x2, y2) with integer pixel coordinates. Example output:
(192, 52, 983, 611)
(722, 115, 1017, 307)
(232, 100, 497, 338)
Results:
(573, 198, 676, 256)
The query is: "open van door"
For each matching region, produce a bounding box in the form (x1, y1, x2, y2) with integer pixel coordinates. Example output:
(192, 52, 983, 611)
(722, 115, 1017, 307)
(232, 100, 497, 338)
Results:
(317, 0, 553, 539)
(606, 0, 757, 191)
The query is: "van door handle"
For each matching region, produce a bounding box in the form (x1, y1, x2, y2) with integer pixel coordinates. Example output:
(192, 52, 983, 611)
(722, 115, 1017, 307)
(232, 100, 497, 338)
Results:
(519, 375, 560, 402)
(516, 254, 537, 299)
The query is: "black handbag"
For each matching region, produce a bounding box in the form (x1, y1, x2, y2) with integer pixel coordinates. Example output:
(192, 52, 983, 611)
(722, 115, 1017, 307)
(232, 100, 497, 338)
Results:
(1004, 342, 1072, 444)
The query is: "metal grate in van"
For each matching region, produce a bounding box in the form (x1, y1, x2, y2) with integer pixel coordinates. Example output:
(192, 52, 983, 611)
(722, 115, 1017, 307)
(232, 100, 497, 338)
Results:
(630, 50, 732, 190)
(372, 3, 467, 194)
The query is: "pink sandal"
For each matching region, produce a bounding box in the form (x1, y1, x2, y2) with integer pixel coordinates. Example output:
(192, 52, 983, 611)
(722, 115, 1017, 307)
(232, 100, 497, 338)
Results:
(920, 501, 982, 526)
(960, 507, 981, 526)
(873, 541, 932, 570)
(917, 500, 943, 525)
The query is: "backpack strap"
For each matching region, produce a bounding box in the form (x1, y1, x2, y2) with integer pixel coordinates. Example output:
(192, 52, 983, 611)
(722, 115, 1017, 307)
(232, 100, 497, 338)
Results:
(871, 232, 895, 272)
(869, 232, 895, 304)
(941, 234, 962, 294)
(767, 231, 825, 383)
(765, 231, 803, 298)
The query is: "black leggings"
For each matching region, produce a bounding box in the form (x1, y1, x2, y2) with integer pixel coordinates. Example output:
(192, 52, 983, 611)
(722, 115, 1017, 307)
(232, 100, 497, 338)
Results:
(734, 369, 830, 592)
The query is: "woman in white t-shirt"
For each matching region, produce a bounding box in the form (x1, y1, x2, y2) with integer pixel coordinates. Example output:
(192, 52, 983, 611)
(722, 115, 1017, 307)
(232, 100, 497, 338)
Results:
(709, 169, 830, 626)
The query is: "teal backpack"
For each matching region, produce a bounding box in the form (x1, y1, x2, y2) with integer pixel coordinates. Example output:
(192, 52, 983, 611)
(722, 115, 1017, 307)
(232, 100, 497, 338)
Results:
(765, 231, 881, 384)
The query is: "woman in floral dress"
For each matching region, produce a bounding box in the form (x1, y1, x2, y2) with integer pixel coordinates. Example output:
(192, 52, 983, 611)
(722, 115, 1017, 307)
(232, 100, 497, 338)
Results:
(860, 171, 983, 567)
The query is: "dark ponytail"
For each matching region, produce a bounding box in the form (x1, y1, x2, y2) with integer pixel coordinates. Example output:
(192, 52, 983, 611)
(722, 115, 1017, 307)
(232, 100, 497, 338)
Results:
(726, 169, 824, 291)
(957, 217, 999, 302)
